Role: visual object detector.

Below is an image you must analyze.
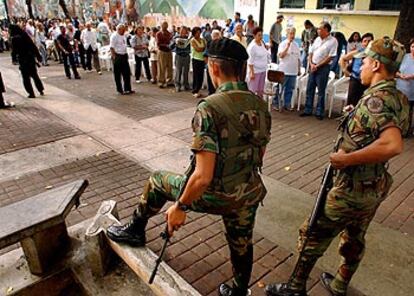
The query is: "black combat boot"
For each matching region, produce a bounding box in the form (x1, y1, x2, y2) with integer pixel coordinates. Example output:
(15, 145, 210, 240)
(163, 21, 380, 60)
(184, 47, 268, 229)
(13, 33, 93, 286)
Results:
(106, 211, 148, 247)
(320, 272, 346, 296)
(264, 283, 307, 296)
(219, 284, 249, 296)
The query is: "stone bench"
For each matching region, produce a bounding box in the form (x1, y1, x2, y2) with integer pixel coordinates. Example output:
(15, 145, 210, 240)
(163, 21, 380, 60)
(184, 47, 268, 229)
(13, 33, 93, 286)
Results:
(86, 200, 202, 296)
(0, 179, 88, 275)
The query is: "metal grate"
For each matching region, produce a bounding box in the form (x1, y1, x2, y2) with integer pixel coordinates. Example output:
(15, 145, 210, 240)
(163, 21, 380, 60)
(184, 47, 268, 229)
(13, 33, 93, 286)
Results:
(280, 0, 306, 8)
(370, 0, 400, 11)
(317, 0, 354, 9)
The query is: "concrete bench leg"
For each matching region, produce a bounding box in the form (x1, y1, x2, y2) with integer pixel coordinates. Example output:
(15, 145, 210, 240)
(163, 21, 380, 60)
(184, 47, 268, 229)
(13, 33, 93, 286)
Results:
(85, 200, 120, 277)
(21, 222, 70, 275)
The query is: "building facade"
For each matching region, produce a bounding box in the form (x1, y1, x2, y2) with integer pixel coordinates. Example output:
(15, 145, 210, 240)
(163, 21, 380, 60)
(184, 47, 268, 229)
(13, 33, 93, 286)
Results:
(263, 0, 400, 42)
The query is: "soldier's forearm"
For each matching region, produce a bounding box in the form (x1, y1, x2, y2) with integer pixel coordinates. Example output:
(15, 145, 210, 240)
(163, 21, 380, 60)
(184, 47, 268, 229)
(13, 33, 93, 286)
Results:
(343, 127, 403, 166)
(178, 172, 210, 206)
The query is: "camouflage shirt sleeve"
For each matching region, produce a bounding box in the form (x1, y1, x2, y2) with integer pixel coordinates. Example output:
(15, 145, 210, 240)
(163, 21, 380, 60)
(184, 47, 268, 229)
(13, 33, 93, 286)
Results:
(191, 101, 219, 154)
(349, 94, 401, 147)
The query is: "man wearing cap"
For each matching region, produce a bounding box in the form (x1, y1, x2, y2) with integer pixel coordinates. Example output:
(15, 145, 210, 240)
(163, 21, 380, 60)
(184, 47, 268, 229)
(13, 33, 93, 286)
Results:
(107, 38, 272, 296)
(269, 14, 284, 63)
(265, 37, 409, 296)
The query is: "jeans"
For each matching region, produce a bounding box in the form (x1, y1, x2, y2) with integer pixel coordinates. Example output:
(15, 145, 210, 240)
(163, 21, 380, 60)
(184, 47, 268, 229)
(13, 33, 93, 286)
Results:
(273, 75, 297, 108)
(38, 43, 48, 66)
(301, 51, 308, 69)
(304, 64, 330, 116)
(62, 52, 79, 78)
(174, 54, 190, 89)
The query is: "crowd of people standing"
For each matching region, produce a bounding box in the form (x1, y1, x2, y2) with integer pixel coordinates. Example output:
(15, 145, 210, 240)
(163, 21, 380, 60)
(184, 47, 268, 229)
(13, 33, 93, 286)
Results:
(0, 13, 413, 136)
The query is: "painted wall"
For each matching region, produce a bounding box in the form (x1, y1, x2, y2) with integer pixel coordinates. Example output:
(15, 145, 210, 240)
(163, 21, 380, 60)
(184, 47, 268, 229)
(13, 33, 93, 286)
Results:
(263, 0, 399, 43)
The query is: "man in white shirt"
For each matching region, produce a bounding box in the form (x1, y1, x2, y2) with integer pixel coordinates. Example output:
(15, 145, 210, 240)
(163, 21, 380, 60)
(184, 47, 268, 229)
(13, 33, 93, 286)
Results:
(81, 22, 101, 74)
(273, 27, 301, 110)
(110, 24, 134, 95)
(300, 22, 338, 120)
(50, 22, 63, 63)
(231, 23, 247, 48)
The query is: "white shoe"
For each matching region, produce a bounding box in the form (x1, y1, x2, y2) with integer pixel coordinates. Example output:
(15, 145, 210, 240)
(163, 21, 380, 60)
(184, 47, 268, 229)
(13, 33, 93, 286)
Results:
(98, 71, 102, 75)
(135, 80, 142, 84)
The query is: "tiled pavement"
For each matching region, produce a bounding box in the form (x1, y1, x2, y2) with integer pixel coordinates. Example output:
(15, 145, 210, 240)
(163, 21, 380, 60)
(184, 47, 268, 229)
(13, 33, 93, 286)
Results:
(0, 150, 362, 295)
(166, 112, 414, 236)
(0, 100, 81, 154)
(39, 63, 198, 120)
(0, 57, 408, 295)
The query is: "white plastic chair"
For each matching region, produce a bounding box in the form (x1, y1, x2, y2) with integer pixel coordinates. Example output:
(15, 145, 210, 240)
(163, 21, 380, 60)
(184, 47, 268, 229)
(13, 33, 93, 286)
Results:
(127, 47, 136, 75)
(263, 64, 280, 112)
(297, 70, 336, 111)
(291, 67, 306, 110)
(328, 76, 350, 118)
(98, 45, 112, 71)
(296, 73, 309, 111)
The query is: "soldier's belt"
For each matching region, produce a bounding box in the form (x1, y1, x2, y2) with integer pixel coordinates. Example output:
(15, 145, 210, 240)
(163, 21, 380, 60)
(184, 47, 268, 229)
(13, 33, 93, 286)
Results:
(342, 163, 387, 181)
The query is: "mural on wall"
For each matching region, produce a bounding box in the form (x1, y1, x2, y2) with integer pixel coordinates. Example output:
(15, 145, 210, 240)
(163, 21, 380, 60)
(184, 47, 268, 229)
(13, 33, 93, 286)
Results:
(0, 0, 236, 27)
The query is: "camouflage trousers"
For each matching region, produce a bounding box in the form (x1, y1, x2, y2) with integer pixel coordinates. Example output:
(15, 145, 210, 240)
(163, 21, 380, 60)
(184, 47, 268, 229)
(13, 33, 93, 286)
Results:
(136, 170, 260, 292)
(290, 171, 393, 294)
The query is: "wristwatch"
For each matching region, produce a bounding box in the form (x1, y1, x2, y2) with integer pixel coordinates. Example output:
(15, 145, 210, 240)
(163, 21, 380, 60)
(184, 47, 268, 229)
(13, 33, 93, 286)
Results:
(176, 200, 190, 212)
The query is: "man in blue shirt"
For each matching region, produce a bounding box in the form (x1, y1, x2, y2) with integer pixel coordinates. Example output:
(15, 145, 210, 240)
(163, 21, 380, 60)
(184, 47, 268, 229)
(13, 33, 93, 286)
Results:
(229, 12, 245, 35)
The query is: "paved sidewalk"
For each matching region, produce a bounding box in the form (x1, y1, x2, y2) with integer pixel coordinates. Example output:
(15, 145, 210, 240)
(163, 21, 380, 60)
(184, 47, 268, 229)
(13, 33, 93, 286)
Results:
(1, 57, 413, 295)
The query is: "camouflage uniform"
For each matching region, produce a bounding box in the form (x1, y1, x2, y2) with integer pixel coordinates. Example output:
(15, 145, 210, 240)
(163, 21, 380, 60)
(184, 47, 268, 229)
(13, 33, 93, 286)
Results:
(137, 81, 271, 291)
(289, 79, 409, 294)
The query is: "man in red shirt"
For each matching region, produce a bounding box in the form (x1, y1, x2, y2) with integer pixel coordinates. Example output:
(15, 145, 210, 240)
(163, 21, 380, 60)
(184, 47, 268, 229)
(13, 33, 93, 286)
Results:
(156, 21, 173, 88)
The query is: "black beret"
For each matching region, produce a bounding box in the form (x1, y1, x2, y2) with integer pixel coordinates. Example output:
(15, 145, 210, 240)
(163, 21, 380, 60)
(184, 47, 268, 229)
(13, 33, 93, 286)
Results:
(207, 38, 249, 62)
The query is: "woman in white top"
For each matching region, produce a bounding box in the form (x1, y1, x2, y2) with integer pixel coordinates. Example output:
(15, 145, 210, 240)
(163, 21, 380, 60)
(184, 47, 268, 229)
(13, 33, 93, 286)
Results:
(148, 27, 159, 84)
(346, 31, 362, 53)
(246, 27, 270, 97)
(274, 27, 301, 110)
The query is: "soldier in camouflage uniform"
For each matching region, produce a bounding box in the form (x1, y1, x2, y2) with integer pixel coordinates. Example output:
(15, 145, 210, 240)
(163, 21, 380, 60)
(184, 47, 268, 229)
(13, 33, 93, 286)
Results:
(265, 38, 409, 296)
(107, 38, 272, 296)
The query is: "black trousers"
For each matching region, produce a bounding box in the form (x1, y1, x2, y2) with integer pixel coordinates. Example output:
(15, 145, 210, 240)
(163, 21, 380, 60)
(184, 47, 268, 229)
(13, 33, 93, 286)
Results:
(192, 59, 205, 94)
(0, 71, 5, 106)
(20, 63, 44, 96)
(113, 54, 132, 93)
(346, 76, 367, 106)
(134, 56, 152, 81)
(62, 52, 79, 78)
(206, 66, 215, 95)
(408, 101, 414, 136)
(271, 42, 279, 63)
(78, 43, 86, 69)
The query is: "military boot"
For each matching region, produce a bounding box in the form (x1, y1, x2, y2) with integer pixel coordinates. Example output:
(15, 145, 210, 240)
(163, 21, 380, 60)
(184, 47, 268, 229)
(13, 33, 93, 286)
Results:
(264, 283, 307, 296)
(320, 272, 346, 296)
(106, 211, 148, 247)
(219, 284, 250, 296)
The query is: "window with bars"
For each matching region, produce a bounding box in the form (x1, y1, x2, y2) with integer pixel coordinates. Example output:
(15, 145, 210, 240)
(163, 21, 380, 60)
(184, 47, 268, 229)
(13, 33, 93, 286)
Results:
(317, 0, 354, 9)
(370, 0, 400, 11)
(280, 0, 306, 8)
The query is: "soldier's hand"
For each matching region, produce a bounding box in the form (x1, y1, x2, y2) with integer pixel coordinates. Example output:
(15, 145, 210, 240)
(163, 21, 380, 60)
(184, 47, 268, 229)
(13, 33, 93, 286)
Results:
(165, 204, 186, 237)
(330, 149, 348, 169)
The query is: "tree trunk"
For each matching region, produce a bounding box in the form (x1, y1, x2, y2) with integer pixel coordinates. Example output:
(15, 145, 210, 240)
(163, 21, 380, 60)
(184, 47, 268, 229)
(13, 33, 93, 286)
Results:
(26, 0, 34, 19)
(394, 0, 414, 52)
(59, 0, 71, 19)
